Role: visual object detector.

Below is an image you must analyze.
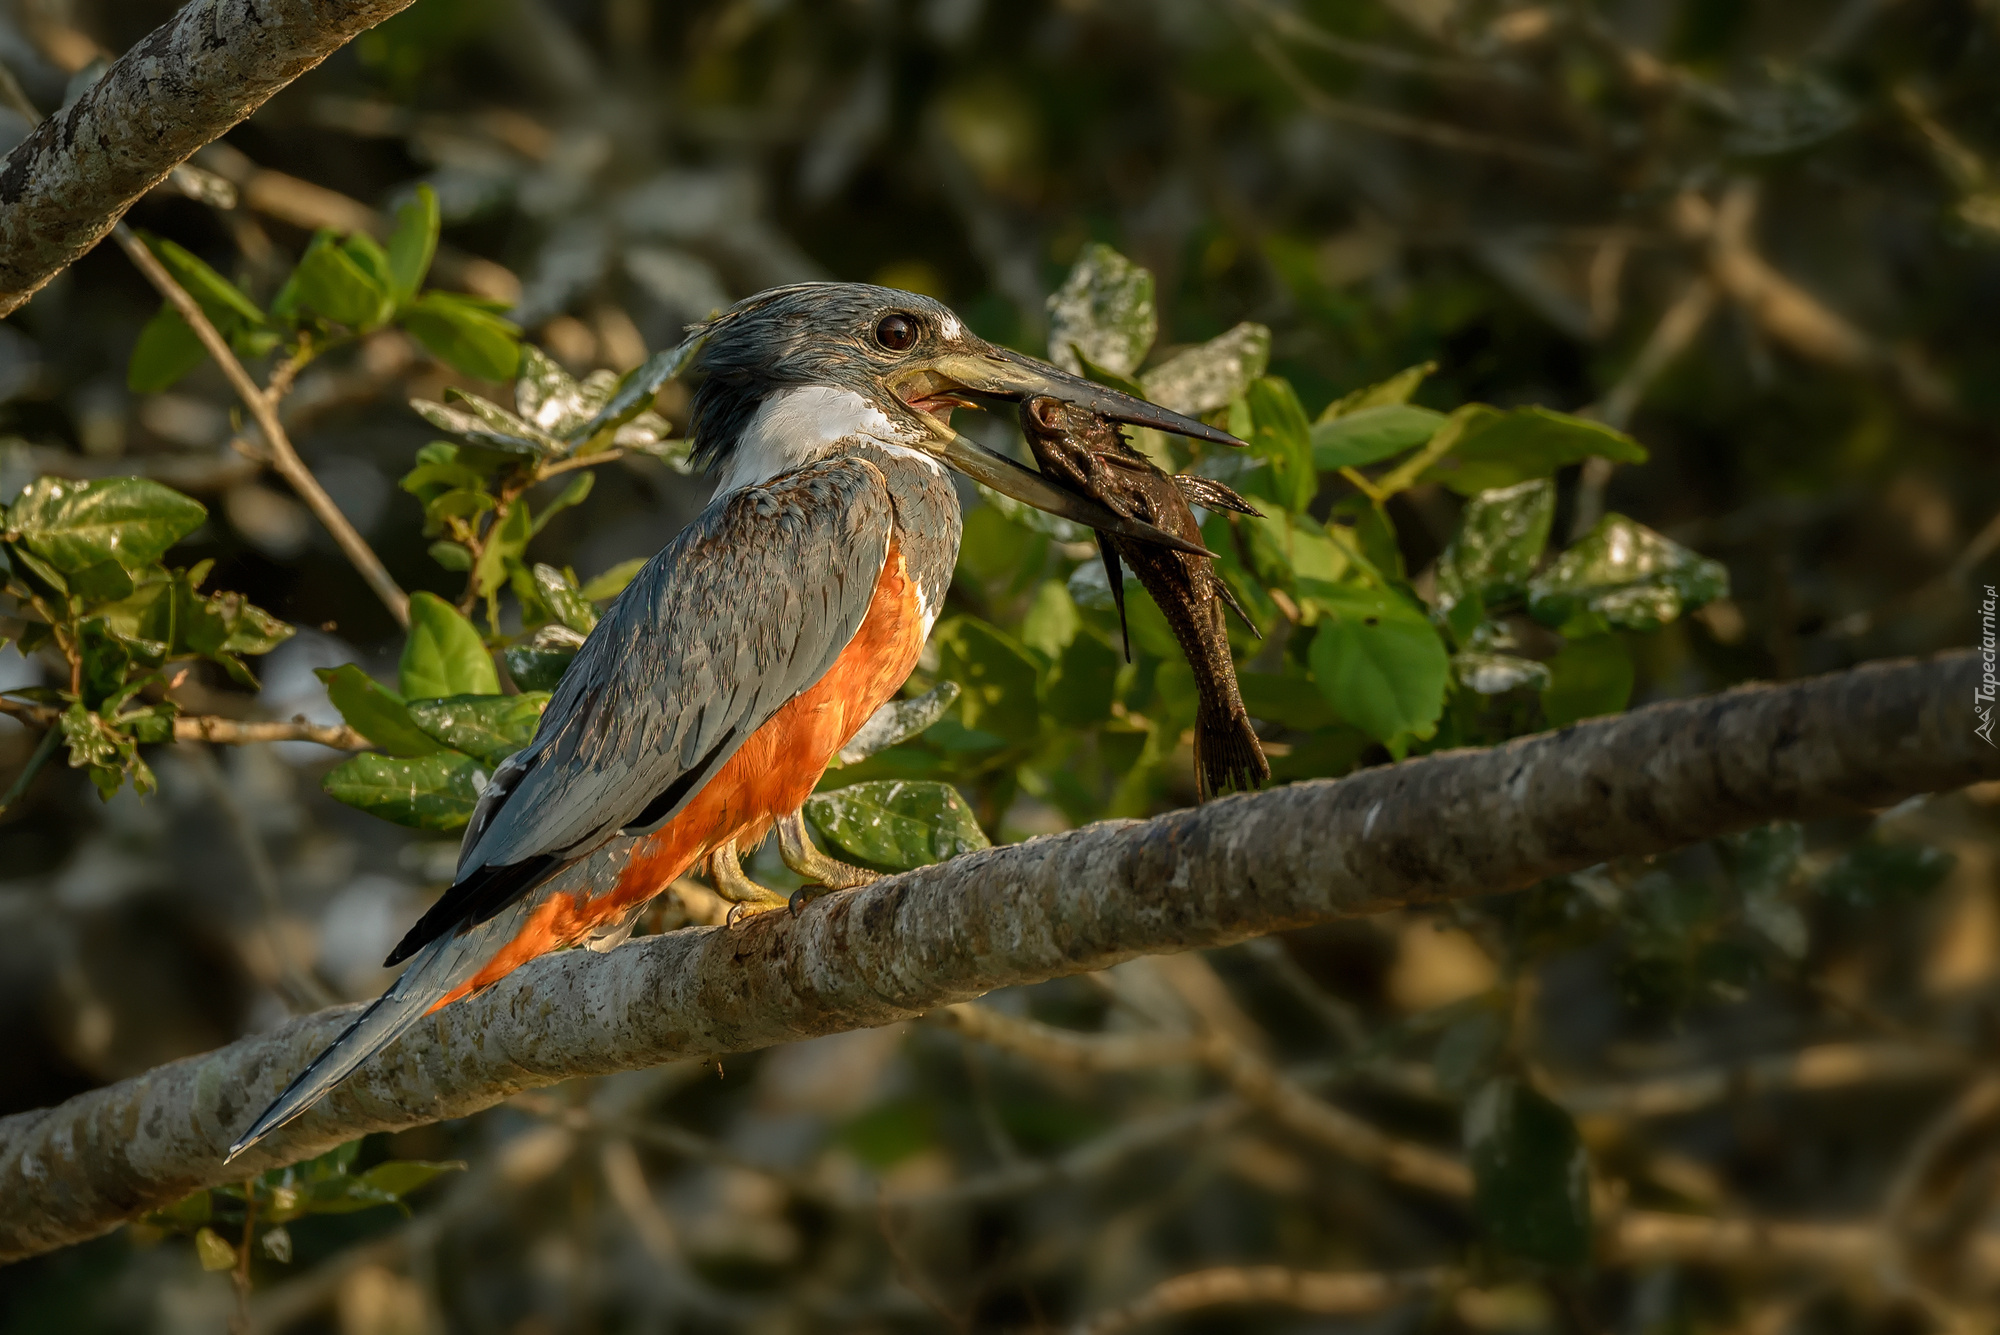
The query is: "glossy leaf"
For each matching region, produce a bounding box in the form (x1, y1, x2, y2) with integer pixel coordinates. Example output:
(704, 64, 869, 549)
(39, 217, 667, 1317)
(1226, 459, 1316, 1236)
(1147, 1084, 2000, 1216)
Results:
(1307, 586, 1449, 744)
(1046, 243, 1156, 376)
(1423, 406, 1646, 495)
(472, 501, 532, 599)
(399, 592, 499, 699)
(1438, 479, 1556, 613)
(1245, 376, 1316, 513)
(1528, 514, 1729, 631)
(805, 779, 991, 872)
(579, 557, 646, 602)
(321, 750, 487, 831)
(503, 624, 585, 692)
(9, 476, 205, 573)
(1139, 322, 1271, 416)
(316, 664, 441, 757)
(564, 335, 705, 449)
(126, 305, 210, 393)
(1453, 651, 1552, 695)
(292, 230, 392, 328)
(403, 293, 523, 381)
(515, 346, 595, 436)
(1311, 403, 1446, 471)
(836, 681, 963, 765)
(1466, 1077, 1592, 1267)
(1318, 362, 1435, 419)
(385, 183, 441, 300)
(405, 693, 549, 765)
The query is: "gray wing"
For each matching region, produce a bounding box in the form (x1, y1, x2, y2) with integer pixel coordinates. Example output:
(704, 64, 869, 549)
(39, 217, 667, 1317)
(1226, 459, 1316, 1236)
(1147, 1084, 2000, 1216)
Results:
(389, 456, 895, 959)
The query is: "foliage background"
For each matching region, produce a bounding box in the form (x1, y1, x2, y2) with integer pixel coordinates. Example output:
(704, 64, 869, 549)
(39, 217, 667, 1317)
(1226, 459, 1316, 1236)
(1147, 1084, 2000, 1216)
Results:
(1, 0, 1998, 1332)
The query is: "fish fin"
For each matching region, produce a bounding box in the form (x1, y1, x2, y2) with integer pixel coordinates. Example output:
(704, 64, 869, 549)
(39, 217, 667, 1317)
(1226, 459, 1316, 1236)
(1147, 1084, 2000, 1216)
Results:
(1193, 708, 1271, 803)
(1172, 474, 1263, 517)
(1102, 544, 1131, 663)
(1213, 574, 1262, 639)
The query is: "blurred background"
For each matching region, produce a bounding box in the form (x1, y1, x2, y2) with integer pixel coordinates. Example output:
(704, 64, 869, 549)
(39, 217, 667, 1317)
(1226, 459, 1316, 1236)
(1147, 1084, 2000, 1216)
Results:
(2, 0, 2000, 1331)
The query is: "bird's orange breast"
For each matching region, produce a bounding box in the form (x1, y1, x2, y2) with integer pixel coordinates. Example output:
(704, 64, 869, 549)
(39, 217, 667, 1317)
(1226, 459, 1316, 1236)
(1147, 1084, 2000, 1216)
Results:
(427, 536, 930, 1009)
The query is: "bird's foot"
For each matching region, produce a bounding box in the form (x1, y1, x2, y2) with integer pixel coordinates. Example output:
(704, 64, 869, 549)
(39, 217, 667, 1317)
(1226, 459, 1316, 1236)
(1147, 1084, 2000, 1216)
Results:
(776, 811, 880, 915)
(707, 839, 789, 925)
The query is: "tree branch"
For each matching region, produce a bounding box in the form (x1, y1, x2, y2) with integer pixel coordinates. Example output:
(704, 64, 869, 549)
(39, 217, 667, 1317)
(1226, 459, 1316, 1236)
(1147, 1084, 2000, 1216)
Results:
(0, 652, 1992, 1261)
(0, 0, 418, 315)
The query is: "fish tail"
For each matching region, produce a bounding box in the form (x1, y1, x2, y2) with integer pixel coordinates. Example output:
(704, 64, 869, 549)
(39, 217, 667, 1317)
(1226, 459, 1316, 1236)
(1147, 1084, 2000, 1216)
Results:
(227, 918, 511, 1160)
(1193, 705, 1271, 802)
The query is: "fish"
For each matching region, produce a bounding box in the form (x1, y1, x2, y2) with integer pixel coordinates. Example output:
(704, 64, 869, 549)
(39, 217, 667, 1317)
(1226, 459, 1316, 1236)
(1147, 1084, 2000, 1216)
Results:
(1018, 395, 1271, 800)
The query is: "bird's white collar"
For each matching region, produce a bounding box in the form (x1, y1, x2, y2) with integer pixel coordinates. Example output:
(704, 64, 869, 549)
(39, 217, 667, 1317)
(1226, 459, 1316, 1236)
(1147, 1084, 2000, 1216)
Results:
(710, 384, 937, 498)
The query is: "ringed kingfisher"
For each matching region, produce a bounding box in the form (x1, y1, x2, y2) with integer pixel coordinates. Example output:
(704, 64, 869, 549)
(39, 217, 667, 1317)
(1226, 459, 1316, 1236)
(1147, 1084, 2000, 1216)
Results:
(232, 282, 1240, 1157)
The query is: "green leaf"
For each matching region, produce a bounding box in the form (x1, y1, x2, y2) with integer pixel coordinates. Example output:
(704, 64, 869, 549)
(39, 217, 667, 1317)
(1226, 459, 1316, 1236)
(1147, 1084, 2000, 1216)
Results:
(1019, 579, 1080, 660)
(1438, 479, 1556, 613)
(579, 557, 646, 602)
(1466, 1077, 1592, 1267)
(1816, 841, 1955, 907)
(399, 592, 498, 698)
(10, 476, 206, 573)
(127, 304, 210, 394)
(502, 625, 584, 692)
(412, 392, 556, 458)
(315, 664, 441, 757)
(1046, 242, 1156, 376)
(526, 563, 595, 634)
(1422, 406, 1646, 495)
(1307, 588, 1449, 744)
(934, 616, 1042, 743)
(472, 500, 532, 599)
(321, 750, 487, 830)
(341, 233, 395, 291)
(292, 229, 392, 329)
(406, 693, 550, 765)
(805, 779, 991, 872)
(142, 233, 267, 329)
(67, 559, 134, 604)
(403, 293, 522, 381)
(514, 346, 594, 436)
(1453, 652, 1552, 695)
(834, 681, 963, 765)
(1139, 322, 1271, 416)
(194, 1227, 237, 1272)
(386, 184, 440, 300)
(530, 471, 594, 536)
(1528, 514, 1730, 631)
(1238, 671, 1337, 730)
(1311, 403, 1447, 471)
(1245, 377, 1316, 513)
(429, 540, 473, 571)
(1319, 362, 1435, 419)
(564, 337, 706, 449)
(1539, 635, 1633, 727)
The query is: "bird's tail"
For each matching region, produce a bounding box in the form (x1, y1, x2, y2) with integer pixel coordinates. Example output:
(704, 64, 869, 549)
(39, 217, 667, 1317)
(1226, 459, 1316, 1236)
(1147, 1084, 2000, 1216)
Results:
(228, 918, 509, 1160)
(1193, 707, 1271, 802)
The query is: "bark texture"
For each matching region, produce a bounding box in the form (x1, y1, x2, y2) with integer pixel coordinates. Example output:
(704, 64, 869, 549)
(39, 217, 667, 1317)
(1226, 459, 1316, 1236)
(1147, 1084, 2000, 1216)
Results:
(0, 0, 417, 315)
(0, 652, 1992, 1260)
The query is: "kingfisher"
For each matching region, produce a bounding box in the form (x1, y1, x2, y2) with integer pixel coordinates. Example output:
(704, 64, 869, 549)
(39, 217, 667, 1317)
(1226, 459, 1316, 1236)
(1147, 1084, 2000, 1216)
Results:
(231, 282, 1240, 1156)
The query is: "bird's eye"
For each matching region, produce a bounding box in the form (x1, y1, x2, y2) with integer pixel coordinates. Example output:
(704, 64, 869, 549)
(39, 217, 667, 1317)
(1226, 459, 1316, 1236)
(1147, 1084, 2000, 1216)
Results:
(874, 313, 918, 352)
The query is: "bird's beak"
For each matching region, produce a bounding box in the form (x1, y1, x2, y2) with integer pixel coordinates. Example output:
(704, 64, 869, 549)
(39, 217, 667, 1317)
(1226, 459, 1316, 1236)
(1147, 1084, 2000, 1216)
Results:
(902, 346, 1244, 449)
(893, 346, 1240, 557)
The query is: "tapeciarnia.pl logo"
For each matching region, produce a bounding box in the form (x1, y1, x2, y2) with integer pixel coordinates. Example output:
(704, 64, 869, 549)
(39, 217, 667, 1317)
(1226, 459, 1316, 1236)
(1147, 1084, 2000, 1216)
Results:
(1980, 584, 1997, 747)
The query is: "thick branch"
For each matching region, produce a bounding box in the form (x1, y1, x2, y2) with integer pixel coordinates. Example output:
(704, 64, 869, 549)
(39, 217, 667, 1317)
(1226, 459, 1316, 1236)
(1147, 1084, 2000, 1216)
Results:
(0, 0, 417, 315)
(1, 652, 1992, 1260)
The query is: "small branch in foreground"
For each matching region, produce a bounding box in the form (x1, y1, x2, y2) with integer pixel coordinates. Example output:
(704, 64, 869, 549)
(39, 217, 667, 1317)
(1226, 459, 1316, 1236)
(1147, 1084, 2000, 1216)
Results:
(0, 695, 368, 751)
(0, 652, 1991, 1261)
(1075, 1266, 1451, 1335)
(111, 226, 410, 627)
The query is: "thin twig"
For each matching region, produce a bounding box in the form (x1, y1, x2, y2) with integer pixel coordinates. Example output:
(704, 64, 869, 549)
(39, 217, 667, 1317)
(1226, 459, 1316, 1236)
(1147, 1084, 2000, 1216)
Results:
(1074, 1265, 1451, 1335)
(0, 696, 368, 750)
(110, 225, 410, 626)
(1251, 34, 1584, 170)
(0, 723, 62, 815)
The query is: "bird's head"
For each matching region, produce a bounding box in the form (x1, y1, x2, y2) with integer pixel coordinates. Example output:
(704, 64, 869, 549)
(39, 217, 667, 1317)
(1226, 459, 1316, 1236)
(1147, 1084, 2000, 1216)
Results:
(684, 282, 1240, 545)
